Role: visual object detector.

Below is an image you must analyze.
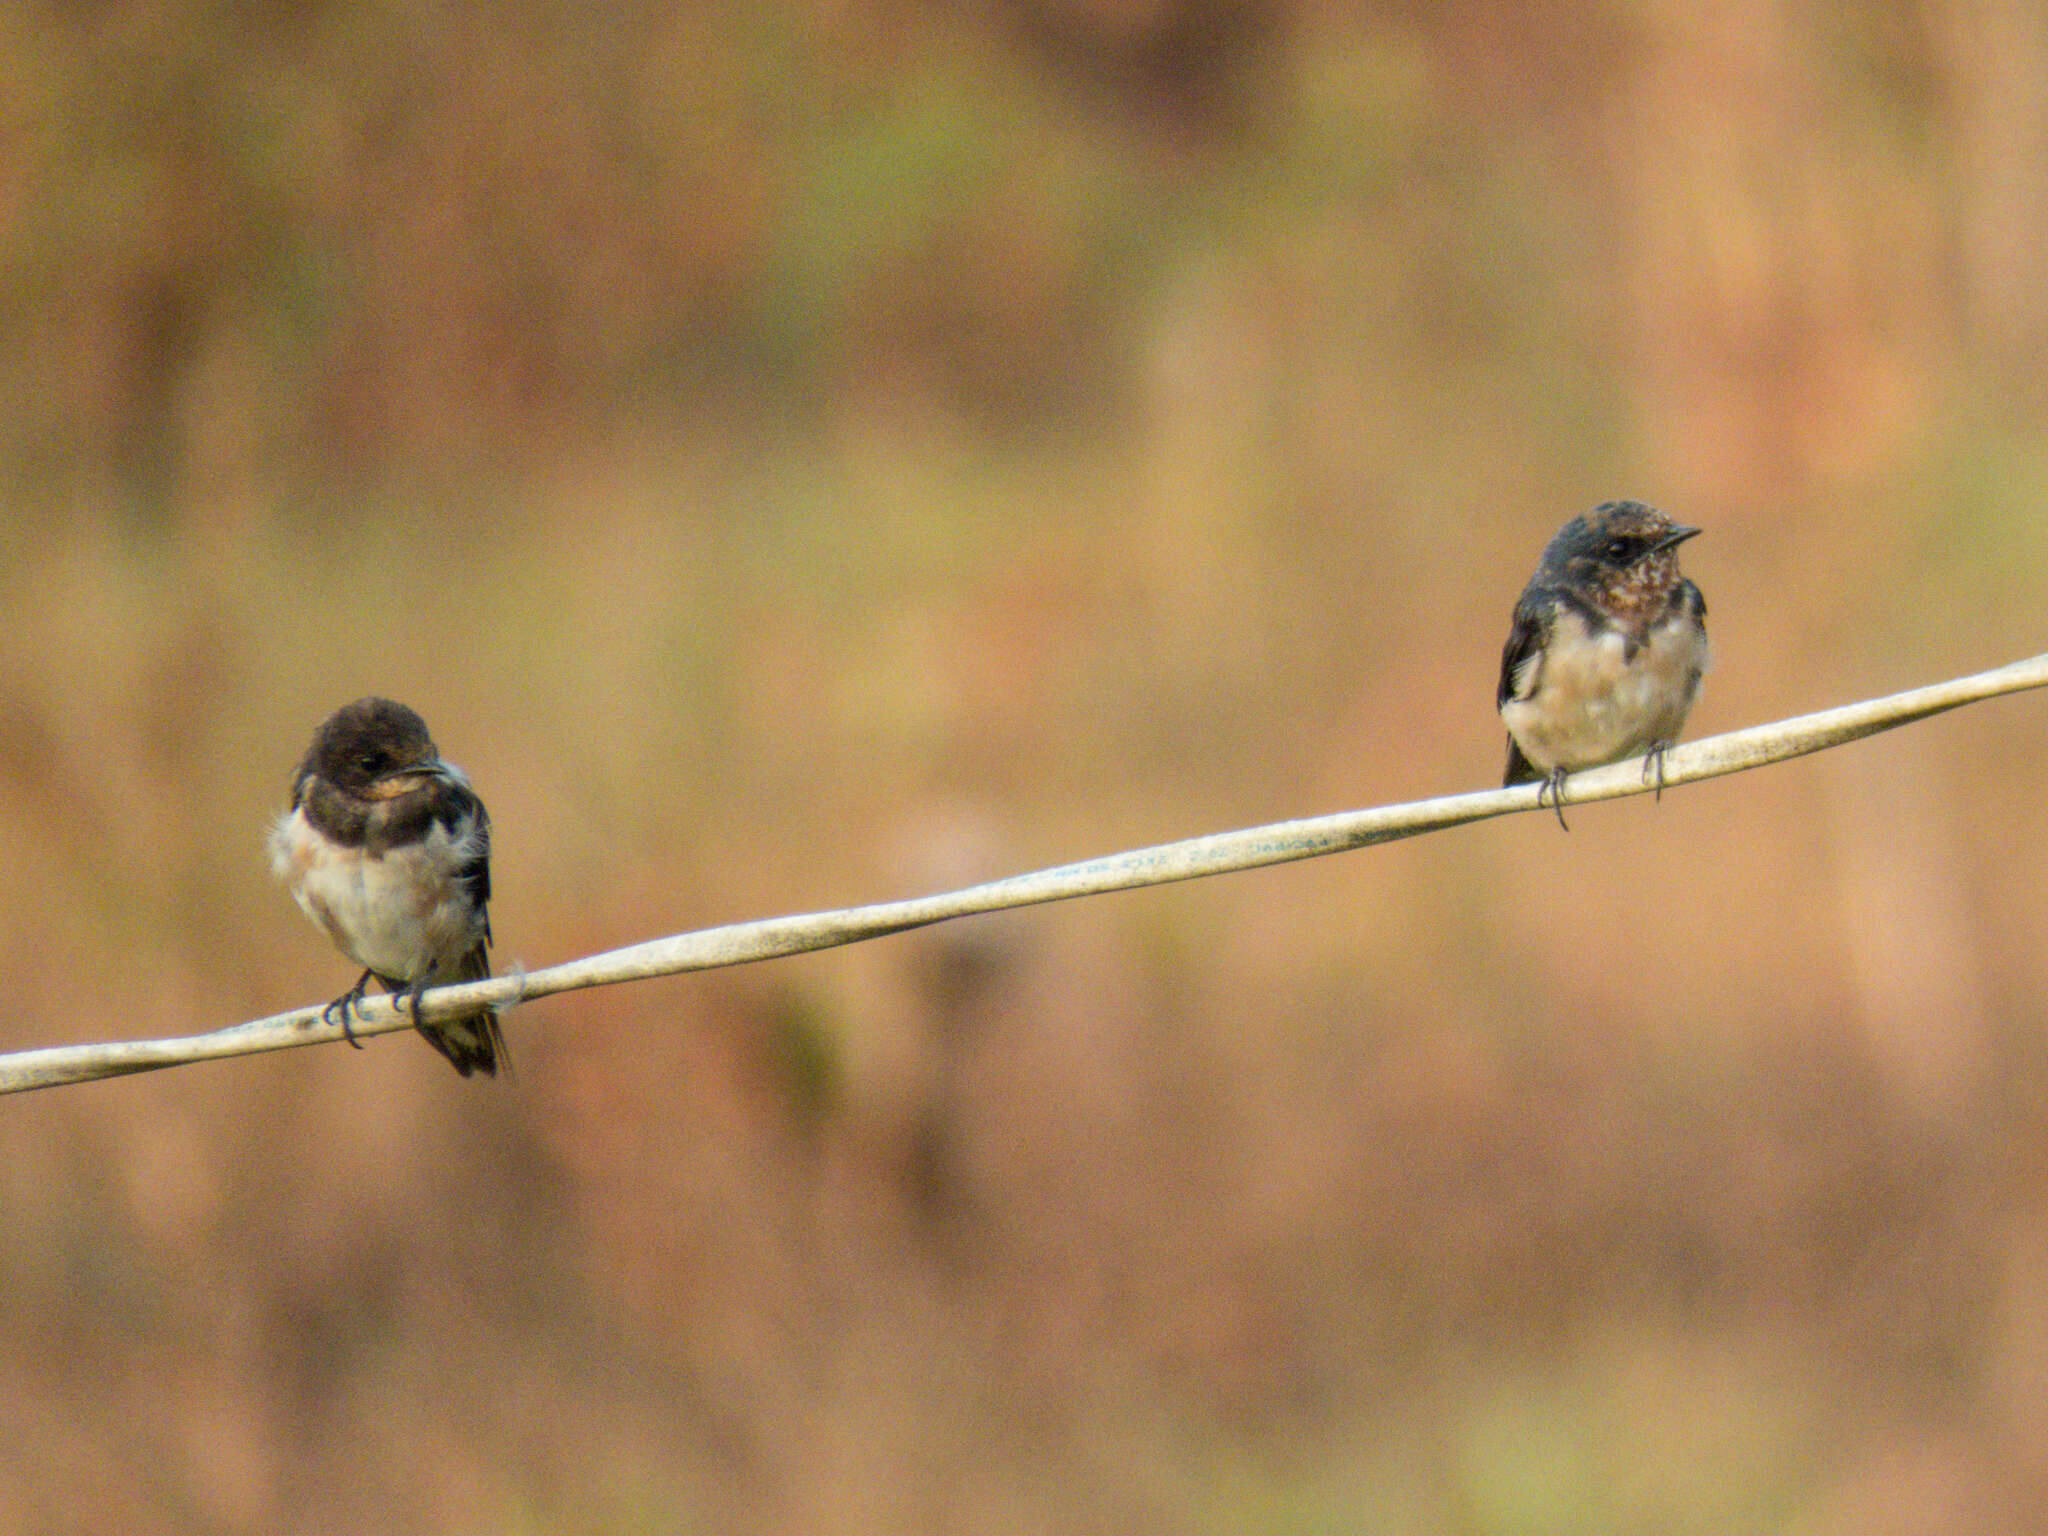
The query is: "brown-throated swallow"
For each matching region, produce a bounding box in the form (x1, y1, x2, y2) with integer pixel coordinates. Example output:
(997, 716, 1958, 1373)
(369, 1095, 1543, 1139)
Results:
(1498, 501, 1708, 829)
(270, 698, 505, 1076)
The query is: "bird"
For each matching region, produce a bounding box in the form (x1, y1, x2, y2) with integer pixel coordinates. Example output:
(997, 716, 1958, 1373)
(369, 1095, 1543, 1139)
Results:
(269, 697, 506, 1076)
(1497, 501, 1709, 829)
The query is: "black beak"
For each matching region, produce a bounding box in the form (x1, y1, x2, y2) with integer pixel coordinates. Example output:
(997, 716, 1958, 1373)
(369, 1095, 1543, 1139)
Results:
(1655, 524, 1702, 552)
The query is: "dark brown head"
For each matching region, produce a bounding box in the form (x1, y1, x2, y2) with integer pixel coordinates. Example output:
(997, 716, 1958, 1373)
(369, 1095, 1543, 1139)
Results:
(1535, 500, 1700, 616)
(298, 697, 442, 800)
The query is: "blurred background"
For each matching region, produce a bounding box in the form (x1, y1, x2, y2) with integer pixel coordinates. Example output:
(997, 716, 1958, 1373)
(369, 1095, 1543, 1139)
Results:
(6, 2, 2048, 1531)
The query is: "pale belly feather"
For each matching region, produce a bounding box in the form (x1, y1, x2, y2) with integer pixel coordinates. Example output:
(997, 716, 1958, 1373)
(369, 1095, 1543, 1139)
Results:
(269, 808, 486, 983)
(1501, 607, 1707, 774)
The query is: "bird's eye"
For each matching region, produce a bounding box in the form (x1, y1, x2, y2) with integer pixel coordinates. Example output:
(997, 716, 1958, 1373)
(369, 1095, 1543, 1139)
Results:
(1605, 538, 1633, 561)
(357, 753, 384, 775)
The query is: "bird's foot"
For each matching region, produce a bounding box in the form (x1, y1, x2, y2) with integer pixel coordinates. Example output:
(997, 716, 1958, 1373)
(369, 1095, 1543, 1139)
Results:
(396, 979, 429, 1025)
(1642, 741, 1673, 801)
(1535, 766, 1571, 832)
(320, 970, 375, 1049)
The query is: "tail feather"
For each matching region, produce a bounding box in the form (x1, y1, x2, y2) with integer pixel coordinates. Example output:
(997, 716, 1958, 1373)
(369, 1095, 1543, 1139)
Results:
(419, 1007, 505, 1078)
(1503, 735, 1541, 786)
(415, 946, 506, 1079)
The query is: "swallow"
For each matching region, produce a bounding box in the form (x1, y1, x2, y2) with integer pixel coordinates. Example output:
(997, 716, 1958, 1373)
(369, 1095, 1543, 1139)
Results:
(1497, 501, 1708, 829)
(269, 697, 505, 1076)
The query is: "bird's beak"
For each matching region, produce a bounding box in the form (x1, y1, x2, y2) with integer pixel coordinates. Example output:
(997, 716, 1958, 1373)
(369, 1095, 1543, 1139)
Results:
(409, 758, 464, 790)
(363, 760, 447, 800)
(1655, 524, 1702, 552)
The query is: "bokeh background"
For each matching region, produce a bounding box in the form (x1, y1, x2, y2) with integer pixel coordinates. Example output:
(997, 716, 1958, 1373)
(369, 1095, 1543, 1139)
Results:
(7, 3, 2048, 1531)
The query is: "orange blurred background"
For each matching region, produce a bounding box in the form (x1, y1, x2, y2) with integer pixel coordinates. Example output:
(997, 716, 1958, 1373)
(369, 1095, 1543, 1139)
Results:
(6, 3, 2048, 1530)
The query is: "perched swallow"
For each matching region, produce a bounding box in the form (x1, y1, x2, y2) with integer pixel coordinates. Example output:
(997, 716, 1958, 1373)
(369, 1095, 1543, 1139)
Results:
(269, 698, 505, 1076)
(1497, 501, 1708, 828)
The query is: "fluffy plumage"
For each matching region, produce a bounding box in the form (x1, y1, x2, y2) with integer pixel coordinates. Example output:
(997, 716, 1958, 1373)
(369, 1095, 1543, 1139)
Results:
(270, 697, 504, 1076)
(1497, 501, 1709, 827)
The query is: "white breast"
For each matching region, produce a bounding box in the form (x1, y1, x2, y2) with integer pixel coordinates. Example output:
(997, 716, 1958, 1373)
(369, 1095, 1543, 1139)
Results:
(269, 807, 487, 984)
(1500, 606, 1708, 774)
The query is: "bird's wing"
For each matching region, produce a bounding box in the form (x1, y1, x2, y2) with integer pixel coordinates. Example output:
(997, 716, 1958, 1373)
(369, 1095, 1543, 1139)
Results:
(1497, 591, 1552, 709)
(433, 779, 493, 948)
